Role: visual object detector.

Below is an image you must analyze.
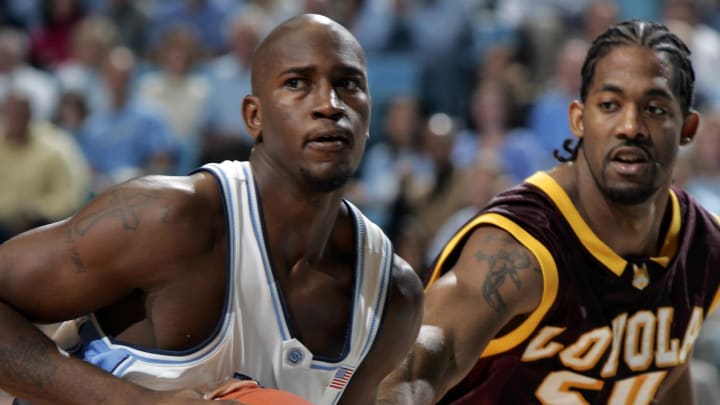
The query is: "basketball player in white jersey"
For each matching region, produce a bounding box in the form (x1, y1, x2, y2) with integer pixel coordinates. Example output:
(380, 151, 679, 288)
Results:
(0, 14, 423, 404)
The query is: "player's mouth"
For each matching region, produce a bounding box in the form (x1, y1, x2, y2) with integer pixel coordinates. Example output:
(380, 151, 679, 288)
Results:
(608, 146, 651, 176)
(306, 129, 353, 152)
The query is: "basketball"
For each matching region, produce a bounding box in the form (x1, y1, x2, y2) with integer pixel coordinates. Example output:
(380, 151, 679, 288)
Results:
(219, 387, 313, 404)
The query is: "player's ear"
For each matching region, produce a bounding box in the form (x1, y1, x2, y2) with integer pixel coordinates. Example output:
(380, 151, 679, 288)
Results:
(569, 100, 584, 138)
(242, 95, 262, 140)
(680, 110, 700, 146)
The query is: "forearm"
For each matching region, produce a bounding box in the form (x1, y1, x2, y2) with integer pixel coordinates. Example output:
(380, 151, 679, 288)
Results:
(377, 371, 435, 405)
(376, 348, 448, 405)
(0, 301, 152, 405)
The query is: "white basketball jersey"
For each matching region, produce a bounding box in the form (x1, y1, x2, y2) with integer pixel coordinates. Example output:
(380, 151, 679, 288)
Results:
(69, 161, 394, 404)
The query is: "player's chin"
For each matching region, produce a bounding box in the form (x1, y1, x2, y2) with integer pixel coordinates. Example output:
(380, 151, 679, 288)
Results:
(300, 165, 354, 193)
(601, 182, 658, 205)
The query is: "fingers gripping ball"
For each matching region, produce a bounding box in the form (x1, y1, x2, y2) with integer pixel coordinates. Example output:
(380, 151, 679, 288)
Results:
(219, 387, 313, 404)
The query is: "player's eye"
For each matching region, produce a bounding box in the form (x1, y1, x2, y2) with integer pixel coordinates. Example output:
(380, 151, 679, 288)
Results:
(646, 105, 667, 116)
(598, 101, 618, 111)
(337, 78, 361, 91)
(285, 78, 304, 89)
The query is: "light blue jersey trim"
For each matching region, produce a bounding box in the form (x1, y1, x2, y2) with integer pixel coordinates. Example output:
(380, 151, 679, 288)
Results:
(239, 163, 291, 340)
(359, 236, 392, 361)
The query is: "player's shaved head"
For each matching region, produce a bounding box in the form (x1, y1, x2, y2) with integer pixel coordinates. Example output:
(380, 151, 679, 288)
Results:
(250, 14, 366, 95)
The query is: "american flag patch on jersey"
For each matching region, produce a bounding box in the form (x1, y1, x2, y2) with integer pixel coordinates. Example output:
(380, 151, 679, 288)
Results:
(329, 366, 355, 390)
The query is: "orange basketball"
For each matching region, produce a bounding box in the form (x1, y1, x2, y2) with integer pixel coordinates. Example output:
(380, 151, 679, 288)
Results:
(219, 387, 313, 404)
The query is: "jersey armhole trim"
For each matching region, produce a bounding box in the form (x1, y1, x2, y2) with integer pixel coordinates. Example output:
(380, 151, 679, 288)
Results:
(476, 213, 559, 358)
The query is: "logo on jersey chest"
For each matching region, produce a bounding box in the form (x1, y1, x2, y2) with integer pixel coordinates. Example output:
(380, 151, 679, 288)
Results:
(522, 306, 703, 404)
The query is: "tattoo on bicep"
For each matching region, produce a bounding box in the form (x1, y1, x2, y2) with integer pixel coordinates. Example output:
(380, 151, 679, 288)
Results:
(62, 228, 86, 273)
(0, 336, 57, 388)
(63, 190, 171, 272)
(71, 190, 170, 236)
(474, 238, 533, 315)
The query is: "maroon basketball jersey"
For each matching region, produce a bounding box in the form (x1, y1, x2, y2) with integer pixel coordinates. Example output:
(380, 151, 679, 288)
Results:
(427, 172, 720, 405)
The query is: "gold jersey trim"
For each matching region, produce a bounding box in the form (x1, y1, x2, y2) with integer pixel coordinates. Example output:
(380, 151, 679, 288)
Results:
(426, 213, 559, 357)
(525, 172, 681, 276)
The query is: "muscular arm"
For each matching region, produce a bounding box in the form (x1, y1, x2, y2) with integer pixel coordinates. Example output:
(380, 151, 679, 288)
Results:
(0, 173, 226, 404)
(338, 254, 423, 405)
(377, 226, 544, 404)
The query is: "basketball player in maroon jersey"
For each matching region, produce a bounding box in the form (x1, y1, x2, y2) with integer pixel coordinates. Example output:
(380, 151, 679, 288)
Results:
(379, 19, 720, 405)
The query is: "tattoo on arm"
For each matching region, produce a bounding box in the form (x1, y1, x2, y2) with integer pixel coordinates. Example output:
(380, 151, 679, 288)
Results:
(63, 190, 171, 273)
(71, 190, 170, 237)
(474, 235, 534, 315)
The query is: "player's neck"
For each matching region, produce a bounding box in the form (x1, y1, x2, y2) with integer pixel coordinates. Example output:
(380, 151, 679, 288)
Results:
(251, 161, 347, 268)
(560, 164, 670, 258)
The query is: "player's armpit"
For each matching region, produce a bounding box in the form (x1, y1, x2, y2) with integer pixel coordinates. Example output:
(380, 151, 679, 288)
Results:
(378, 225, 544, 404)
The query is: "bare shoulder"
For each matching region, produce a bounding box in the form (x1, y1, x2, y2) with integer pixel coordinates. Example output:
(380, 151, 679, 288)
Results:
(378, 254, 423, 340)
(114, 172, 222, 219)
(380, 254, 424, 355)
(88, 172, 222, 234)
(389, 254, 424, 312)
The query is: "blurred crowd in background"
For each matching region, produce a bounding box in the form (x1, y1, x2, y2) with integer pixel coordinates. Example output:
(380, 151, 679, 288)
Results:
(3, 0, 720, 388)
(3, 0, 720, 268)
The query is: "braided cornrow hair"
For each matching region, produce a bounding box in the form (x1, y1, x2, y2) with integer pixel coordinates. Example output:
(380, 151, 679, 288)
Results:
(553, 19, 695, 162)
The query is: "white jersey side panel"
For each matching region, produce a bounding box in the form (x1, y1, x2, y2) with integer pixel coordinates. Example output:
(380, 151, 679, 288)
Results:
(68, 160, 394, 404)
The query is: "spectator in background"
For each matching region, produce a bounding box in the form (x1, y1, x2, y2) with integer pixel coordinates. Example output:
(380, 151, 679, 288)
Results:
(395, 0, 476, 117)
(198, 7, 268, 164)
(28, 0, 86, 69)
(137, 24, 209, 174)
(52, 90, 88, 137)
(0, 91, 90, 242)
(346, 94, 433, 235)
(78, 46, 175, 194)
(54, 16, 117, 113)
(528, 37, 589, 155)
(684, 109, 720, 213)
(580, 0, 619, 41)
(663, 0, 720, 107)
(452, 79, 551, 184)
(408, 113, 469, 240)
(477, 43, 535, 121)
(148, 0, 234, 59)
(512, 3, 568, 88)
(239, 0, 298, 28)
(426, 150, 512, 269)
(309, 0, 396, 53)
(98, 0, 149, 57)
(0, 28, 59, 120)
